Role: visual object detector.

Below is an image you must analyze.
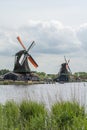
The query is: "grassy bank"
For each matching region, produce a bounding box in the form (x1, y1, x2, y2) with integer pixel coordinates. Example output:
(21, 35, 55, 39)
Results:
(0, 101, 87, 130)
(0, 80, 45, 85)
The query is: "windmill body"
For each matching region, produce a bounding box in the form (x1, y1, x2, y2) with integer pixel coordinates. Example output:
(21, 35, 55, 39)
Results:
(58, 63, 70, 82)
(13, 50, 30, 74)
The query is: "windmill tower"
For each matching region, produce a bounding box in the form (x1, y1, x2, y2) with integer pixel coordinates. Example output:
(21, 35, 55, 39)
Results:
(57, 56, 72, 82)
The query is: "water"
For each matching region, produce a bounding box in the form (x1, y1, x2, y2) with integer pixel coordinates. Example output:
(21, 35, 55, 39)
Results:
(0, 82, 87, 110)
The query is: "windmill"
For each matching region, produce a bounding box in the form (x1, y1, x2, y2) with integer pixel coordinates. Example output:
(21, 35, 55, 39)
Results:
(3, 36, 39, 81)
(54, 56, 72, 82)
(13, 36, 38, 74)
(58, 56, 72, 82)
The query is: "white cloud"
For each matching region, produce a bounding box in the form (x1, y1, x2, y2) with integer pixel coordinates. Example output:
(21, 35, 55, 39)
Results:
(77, 24, 87, 51)
(17, 21, 82, 55)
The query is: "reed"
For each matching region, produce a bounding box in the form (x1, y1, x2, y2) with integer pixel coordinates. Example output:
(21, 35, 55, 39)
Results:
(19, 101, 47, 130)
(51, 101, 87, 130)
(0, 101, 20, 130)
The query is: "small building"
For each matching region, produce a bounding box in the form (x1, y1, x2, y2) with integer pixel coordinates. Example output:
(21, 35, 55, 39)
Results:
(3, 72, 19, 81)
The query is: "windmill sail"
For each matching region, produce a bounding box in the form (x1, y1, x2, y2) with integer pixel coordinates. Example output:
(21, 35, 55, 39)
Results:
(19, 54, 25, 65)
(28, 55, 38, 68)
(17, 36, 38, 68)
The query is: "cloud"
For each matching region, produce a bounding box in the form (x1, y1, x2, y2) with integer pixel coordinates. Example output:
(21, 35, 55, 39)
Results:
(0, 20, 87, 73)
(0, 20, 85, 56)
(18, 21, 82, 55)
(0, 28, 19, 56)
(77, 23, 87, 51)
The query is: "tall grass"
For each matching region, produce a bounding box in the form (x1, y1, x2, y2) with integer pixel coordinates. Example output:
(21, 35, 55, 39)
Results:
(0, 101, 47, 130)
(19, 101, 47, 130)
(2, 101, 20, 130)
(0, 100, 87, 130)
(51, 101, 87, 130)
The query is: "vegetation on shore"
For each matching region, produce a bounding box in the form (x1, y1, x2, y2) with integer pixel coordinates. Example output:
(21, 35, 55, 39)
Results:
(0, 100, 87, 130)
(0, 69, 87, 82)
(0, 80, 44, 85)
(0, 69, 10, 75)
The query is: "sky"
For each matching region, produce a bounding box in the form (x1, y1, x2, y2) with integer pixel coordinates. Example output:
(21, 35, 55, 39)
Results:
(0, 0, 87, 74)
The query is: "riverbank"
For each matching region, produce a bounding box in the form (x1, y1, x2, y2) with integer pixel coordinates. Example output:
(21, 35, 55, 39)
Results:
(0, 80, 45, 85)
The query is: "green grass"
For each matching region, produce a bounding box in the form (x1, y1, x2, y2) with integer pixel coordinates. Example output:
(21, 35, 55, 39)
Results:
(0, 101, 87, 130)
(0, 80, 44, 85)
(51, 101, 87, 130)
(19, 101, 47, 130)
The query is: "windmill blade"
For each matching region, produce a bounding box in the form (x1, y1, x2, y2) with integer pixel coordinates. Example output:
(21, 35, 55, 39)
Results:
(64, 56, 67, 63)
(19, 41, 36, 66)
(19, 53, 25, 65)
(68, 65, 72, 74)
(19, 54, 28, 66)
(17, 36, 38, 67)
(28, 55, 38, 68)
(17, 36, 26, 50)
(68, 59, 70, 64)
(27, 41, 35, 52)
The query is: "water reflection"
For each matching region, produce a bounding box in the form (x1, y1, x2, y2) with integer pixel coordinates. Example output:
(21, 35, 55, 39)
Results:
(0, 82, 87, 110)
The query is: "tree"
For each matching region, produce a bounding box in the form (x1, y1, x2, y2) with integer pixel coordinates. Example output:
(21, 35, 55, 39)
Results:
(0, 69, 10, 75)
